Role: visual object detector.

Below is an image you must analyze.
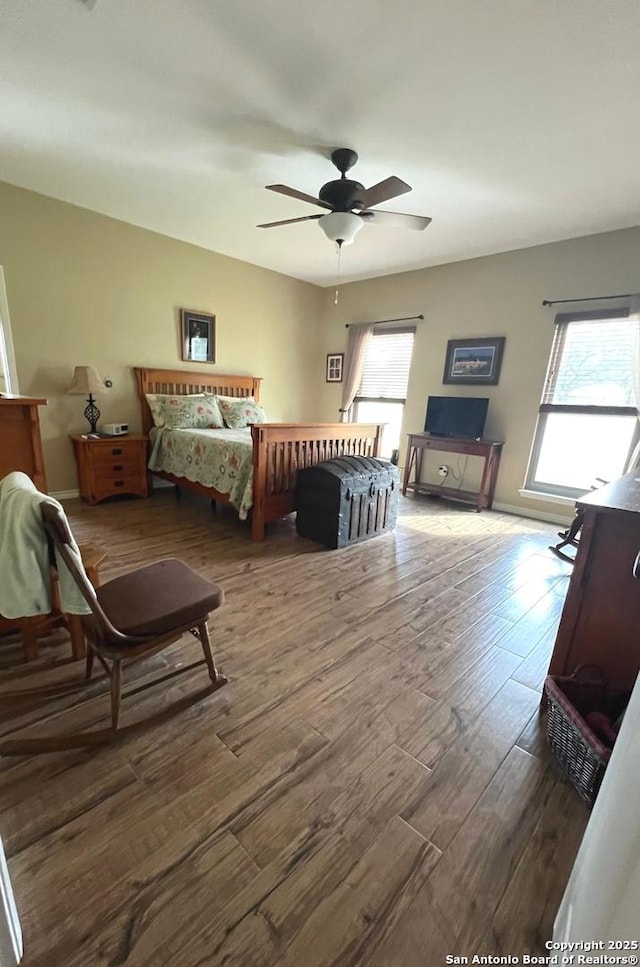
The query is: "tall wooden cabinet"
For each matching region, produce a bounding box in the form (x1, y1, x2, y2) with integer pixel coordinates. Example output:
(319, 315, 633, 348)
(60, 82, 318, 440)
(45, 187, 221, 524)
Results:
(547, 471, 640, 693)
(0, 395, 48, 491)
(0, 395, 48, 638)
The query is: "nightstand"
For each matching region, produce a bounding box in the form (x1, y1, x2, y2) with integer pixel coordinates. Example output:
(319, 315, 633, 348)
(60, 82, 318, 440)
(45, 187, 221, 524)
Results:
(70, 434, 149, 505)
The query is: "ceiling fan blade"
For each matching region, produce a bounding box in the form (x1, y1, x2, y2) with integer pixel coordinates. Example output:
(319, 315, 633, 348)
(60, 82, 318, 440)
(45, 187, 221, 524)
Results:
(361, 210, 432, 231)
(257, 214, 324, 228)
(265, 184, 333, 210)
(356, 176, 412, 210)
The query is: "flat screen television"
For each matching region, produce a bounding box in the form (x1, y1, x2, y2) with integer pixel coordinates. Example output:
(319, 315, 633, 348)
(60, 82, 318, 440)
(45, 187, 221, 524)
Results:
(424, 396, 489, 439)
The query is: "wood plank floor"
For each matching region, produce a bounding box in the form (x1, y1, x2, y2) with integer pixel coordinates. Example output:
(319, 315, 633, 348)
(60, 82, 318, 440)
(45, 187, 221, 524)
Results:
(0, 491, 590, 966)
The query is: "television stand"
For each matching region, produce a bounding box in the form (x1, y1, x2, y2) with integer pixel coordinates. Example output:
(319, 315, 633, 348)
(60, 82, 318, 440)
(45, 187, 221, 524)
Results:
(402, 433, 504, 513)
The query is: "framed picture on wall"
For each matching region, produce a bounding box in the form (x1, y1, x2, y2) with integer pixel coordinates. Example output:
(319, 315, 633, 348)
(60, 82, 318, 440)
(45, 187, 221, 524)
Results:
(326, 353, 344, 383)
(181, 309, 216, 363)
(443, 336, 505, 385)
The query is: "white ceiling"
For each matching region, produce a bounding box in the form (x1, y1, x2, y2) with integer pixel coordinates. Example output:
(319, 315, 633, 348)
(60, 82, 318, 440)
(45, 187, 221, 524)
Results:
(2, 0, 640, 286)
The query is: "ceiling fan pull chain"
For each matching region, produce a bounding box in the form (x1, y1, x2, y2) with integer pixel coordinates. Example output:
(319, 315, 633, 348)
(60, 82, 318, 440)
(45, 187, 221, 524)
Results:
(334, 241, 343, 305)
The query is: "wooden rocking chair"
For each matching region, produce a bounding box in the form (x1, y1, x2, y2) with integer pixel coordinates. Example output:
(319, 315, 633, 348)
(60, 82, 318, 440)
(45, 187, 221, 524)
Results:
(549, 506, 584, 564)
(549, 477, 609, 564)
(0, 504, 227, 754)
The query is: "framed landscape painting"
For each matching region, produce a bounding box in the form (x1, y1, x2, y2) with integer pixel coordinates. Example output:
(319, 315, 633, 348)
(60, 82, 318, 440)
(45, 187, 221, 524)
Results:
(443, 336, 505, 385)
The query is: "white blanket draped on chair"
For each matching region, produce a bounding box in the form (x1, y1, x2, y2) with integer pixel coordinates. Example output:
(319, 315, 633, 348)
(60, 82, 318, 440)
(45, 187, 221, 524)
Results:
(0, 471, 90, 619)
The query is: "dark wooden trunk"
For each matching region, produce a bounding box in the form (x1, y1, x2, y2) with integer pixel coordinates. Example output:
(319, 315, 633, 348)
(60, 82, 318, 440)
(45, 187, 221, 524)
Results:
(296, 456, 399, 549)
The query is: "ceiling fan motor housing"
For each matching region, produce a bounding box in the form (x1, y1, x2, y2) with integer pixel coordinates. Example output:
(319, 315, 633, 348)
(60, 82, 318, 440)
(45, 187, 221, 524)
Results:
(319, 179, 365, 211)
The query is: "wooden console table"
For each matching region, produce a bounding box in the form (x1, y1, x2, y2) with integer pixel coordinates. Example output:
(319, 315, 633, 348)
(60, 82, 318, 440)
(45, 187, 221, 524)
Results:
(402, 433, 504, 512)
(546, 471, 640, 693)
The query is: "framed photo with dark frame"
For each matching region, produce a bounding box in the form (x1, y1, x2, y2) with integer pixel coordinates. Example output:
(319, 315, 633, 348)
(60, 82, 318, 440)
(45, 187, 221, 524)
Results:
(443, 336, 505, 385)
(181, 309, 216, 363)
(326, 353, 344, 383)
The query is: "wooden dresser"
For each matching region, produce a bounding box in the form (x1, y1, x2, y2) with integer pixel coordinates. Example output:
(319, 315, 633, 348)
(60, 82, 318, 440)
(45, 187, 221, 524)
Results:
(0, 395, 48, 491)
(547, 471, 640, 693)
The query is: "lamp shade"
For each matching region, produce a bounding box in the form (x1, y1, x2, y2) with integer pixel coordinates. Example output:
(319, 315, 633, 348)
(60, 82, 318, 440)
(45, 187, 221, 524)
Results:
(67, 366, 104, 396)
(318, 211, 365, 246)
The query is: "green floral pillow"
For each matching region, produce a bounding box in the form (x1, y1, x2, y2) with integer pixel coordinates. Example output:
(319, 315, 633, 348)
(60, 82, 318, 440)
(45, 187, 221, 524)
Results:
(216, 396, 267, 428)
(164, 394, 224, 428)
(145, 393, 177, 427)
(146, 393, 224, 429)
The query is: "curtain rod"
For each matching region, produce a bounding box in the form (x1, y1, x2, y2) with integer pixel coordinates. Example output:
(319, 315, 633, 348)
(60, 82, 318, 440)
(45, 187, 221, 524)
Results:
(345, 314, 424, 328)
(542, 293, 635, 307)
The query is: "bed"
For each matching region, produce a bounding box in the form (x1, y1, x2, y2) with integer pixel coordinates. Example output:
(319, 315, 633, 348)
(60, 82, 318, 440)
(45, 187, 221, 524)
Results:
(135, 367, 383, 541)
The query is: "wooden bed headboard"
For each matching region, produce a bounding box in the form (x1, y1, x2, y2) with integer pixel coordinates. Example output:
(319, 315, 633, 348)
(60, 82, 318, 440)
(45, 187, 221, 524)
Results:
(134, 367, 263, 436)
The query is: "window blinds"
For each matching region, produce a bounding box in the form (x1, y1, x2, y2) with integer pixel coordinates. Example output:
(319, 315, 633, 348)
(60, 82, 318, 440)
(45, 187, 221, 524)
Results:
(542, 311, 635, 407)
(357, 330, 415, 401)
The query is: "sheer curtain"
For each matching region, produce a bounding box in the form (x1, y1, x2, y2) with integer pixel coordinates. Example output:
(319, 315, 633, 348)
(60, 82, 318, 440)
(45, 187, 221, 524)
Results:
(339, 323, 374, 422)
(625, 295, 640, 470)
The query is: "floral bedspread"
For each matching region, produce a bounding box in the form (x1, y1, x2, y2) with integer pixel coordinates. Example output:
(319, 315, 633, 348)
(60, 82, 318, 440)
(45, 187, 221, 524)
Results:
(148, 427, 254, 519)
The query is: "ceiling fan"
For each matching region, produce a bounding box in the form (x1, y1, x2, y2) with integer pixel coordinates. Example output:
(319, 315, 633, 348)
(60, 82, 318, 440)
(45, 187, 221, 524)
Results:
(258, 148, 432, 246)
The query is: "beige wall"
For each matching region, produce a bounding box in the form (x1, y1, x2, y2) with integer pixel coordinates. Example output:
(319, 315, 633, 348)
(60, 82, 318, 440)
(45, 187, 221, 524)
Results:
(0, 181, 323, 494)
(3, 176, 638, 519)
(317, 227, 640, 520)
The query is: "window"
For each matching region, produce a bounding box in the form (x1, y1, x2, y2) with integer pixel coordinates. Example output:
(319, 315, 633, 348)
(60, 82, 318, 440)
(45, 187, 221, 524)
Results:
(0, 268, 16, 394)
(0, 319, 12, 394)
(525, 309, 638, 499)
(353, 328, 415, 458)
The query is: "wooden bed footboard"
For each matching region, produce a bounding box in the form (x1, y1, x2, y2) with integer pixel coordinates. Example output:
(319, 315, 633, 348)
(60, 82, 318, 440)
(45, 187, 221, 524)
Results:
(250, 422, 383, 541)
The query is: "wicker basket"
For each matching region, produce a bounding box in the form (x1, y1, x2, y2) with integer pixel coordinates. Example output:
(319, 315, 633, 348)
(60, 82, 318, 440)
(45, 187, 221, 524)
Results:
(544, 668, 629, 807)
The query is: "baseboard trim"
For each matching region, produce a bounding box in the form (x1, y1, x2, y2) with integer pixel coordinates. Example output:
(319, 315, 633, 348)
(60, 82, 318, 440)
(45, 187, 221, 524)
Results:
(51, 489, 80, 501)
(492, 500, 573, 527)
(52, 481, 174, 502)
(51, 487, 570, 525)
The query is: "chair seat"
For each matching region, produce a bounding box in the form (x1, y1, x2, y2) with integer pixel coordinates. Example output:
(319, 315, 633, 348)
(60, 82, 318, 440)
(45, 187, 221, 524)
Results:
(96, 559, 223, 637)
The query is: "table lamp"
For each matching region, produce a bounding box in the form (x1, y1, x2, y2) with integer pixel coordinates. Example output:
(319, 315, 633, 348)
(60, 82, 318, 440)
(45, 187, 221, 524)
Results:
(67, 366, 104, 433)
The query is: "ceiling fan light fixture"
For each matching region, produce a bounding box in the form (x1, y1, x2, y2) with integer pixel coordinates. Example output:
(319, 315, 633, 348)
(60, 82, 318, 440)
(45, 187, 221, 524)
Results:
(318, 211, 364, 246)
